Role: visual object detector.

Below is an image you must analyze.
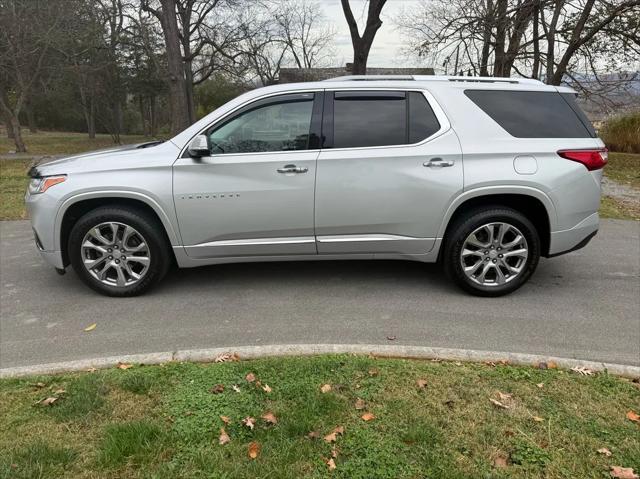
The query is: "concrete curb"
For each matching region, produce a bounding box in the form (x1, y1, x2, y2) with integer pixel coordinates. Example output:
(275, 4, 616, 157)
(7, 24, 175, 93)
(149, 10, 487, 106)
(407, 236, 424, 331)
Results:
(1, 344, 639, 379)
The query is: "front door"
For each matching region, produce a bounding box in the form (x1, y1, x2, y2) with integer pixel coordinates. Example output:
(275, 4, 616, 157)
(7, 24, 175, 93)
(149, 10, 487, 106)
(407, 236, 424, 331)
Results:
(314, 90, 463, 255)
(173, 92, 321, 259)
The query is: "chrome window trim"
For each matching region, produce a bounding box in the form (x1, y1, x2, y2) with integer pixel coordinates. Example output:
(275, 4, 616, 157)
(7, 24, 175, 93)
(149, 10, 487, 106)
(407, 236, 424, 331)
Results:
(178, 87, 451, 159)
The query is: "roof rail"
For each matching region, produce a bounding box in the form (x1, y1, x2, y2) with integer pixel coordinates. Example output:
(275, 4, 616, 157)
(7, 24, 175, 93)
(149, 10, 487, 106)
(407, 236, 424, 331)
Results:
(325, 74, 544, 85)
(324, 75, 415, 82)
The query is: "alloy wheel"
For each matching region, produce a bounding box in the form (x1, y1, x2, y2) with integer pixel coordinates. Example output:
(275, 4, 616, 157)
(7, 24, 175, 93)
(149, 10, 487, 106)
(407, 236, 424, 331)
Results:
(460, 222, 529, 286)
(81, 222, 151, 287)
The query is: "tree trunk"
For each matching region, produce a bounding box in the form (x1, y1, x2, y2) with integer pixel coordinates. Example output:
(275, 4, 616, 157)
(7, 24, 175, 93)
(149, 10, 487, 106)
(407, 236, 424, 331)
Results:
(493, 0, 508, 76)
(88, 97, 96, 139)
(183, 57, 196, 124)
(545, 0, 564, 83)
(3, 111, 15, 139)
(479, 0, 493, 76)
(532, 0, 540, 79)
(341, 0, 387, 75)
(150, 95, 158, 137)
(158, 0, 191, 134)
(9, 115, 26, 153)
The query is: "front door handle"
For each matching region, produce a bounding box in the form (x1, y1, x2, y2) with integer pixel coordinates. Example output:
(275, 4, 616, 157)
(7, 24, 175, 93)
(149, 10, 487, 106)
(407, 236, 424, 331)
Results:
(277, 164, 308, 174)
(423, 158, 454, 168)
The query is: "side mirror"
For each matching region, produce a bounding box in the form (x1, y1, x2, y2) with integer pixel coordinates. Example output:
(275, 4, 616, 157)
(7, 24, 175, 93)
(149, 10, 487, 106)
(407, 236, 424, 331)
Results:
(187, 135, 210, 158)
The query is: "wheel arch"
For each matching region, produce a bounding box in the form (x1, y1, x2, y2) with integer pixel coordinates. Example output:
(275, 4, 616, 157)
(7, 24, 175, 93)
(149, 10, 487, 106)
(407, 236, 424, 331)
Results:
(439, 188, 555, 258)
(56, 192, 180, 267)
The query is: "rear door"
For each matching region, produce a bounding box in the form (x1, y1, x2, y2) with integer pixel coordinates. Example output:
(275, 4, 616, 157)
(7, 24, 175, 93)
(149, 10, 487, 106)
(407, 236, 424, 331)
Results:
(314, 89, 463, 255)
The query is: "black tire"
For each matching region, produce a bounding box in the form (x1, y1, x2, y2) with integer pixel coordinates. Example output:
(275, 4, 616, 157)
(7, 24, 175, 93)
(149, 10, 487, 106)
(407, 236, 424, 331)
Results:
(68, 206, 171, 297)
(443, 206, 540, 297)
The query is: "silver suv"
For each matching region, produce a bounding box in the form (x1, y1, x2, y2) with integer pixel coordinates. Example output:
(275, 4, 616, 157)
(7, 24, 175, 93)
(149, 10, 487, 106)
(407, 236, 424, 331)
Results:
(26, 75, 606, 297)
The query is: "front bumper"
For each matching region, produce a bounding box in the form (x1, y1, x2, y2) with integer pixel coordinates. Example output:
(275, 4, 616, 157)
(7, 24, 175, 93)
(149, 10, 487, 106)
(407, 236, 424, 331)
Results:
(25, 190, 65, 269)
(547, 212, 599, 257)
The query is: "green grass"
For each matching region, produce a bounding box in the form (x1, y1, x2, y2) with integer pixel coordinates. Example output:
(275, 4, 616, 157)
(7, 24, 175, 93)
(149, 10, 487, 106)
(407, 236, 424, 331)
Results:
(0, 159, 31, 220)
(0, 131, 150, 156)
(606, 152, 640, 189)
(1, 356, 638, 478)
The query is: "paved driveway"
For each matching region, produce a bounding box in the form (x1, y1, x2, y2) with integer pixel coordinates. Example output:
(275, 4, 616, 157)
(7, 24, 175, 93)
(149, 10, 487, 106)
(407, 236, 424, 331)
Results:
(1, 219, 639, 369)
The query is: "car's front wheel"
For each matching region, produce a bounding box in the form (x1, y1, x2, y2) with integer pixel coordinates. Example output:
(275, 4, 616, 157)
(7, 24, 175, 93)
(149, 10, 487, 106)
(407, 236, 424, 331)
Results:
(443, 207, 540, 296)
(68, 206, 171, 297)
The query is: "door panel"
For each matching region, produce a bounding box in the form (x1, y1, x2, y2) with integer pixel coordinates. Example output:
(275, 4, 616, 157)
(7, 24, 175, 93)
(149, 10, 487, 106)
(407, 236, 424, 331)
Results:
(315, 129, 463, 254)
(174, 151, 318, 258)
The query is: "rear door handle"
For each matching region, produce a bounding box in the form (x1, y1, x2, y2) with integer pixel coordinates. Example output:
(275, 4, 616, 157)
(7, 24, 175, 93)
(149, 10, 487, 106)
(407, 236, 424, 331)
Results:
(423, 158, 454, 168)
(277, 164, 308, 174)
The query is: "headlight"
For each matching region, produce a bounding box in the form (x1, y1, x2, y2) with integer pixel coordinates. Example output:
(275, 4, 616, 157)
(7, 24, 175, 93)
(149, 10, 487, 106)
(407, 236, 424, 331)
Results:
(28, 175, 66, 195)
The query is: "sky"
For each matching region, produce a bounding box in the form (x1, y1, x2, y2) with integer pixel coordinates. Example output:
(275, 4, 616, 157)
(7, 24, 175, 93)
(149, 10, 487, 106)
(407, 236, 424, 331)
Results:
(320, 0, 425, 68)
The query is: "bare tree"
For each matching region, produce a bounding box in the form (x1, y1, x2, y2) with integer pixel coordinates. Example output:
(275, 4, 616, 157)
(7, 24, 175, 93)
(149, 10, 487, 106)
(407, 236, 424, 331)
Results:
(0, 0, 62, 152)
(142, 0, 191, 134)
(341, 0, 388, 75)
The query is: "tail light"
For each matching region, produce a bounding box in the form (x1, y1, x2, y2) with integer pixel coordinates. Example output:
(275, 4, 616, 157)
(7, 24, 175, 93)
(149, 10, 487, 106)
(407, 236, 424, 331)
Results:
(557, 148, 608, 171)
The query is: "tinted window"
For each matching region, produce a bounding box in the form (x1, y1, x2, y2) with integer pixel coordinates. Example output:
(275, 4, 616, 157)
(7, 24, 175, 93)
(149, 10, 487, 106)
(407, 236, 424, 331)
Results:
(409, 92, 440, 142)
(560, 93, 597, 137)
(209, 94, 314, 154)
(464, 90, 594, 138)
(333, 92, 406, 148)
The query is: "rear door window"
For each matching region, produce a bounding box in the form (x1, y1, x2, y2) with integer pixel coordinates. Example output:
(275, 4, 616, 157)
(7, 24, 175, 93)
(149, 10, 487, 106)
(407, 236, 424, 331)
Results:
(332, 91, 407, 148)
(464, 90, 596, 138)
(409, 91, 441, 143)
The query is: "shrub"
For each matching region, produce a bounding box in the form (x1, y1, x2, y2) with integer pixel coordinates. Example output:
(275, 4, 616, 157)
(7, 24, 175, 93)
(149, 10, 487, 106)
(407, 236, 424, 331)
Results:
(600, 112, 640, 153)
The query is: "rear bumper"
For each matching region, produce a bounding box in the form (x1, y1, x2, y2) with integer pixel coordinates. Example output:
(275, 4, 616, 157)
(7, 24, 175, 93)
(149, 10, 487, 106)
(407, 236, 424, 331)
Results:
(547, 212, 599, 257)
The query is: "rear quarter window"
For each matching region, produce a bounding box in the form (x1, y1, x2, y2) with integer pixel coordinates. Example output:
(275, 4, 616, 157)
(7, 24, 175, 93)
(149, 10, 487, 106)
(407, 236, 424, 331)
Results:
(464, 90, 596, 138)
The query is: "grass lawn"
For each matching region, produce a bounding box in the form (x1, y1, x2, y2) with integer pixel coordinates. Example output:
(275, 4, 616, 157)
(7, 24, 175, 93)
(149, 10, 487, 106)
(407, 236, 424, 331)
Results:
(0, 356, 638, 478)
(0, 159, 31, 220)
(0, 131, 151, 157)
(607, 152, 640, 190)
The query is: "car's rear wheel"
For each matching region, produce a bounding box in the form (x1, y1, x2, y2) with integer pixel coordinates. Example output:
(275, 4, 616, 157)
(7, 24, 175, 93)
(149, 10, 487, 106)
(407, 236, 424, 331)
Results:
(68, 206, 171, 296)
(443, 207, 540, 296)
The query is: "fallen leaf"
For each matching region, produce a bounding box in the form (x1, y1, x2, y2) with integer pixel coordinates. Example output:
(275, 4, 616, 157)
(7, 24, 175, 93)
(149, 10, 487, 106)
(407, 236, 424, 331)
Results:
(490, 398, 509, 409)
(86, 367, 97, 373)
(610, 466, 639, 479)
(31, 382, 46, 389)
(547, 361, 558, 369)
(368, 368, 379, 377)
(626, 411, 640, 423)
(232, 385, 241, 393)
(497, 391, 512, 401)
(320, 384, 332, 393)
(536, 383, 544, 388)
(220, 415, 231, 425)
(416, 379, 428, 389)
(493, 453, 509, 469)
(242, 416, 256, 430)
(324, 426, 344, 443)
(38, 397, 58, 406)
(117, 362, 133, 370)
(245, 372, 256, 382)
(214, 352, 239, 363)
(485, 361, 497, 367)
(83, 323, 97, 332)
(248, 441, 260, 459)
(386, 335, 397, 341)
(306, 430, 320, 439)
(361, 412, 376, 421)
(210, 384, 225, 394)
(53, 389, 66, 395)
(218, 428, 230, 445)
(532, 416, 544, 422)
(331, 448, 339, 458)
(262, 384, 272, 393)
(325, 457, 336, 470)
(354, 398, 366, 410)
(598, 447, 612, 457)
(571, 366, 594, 376)
(261, 412, 277, 425)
